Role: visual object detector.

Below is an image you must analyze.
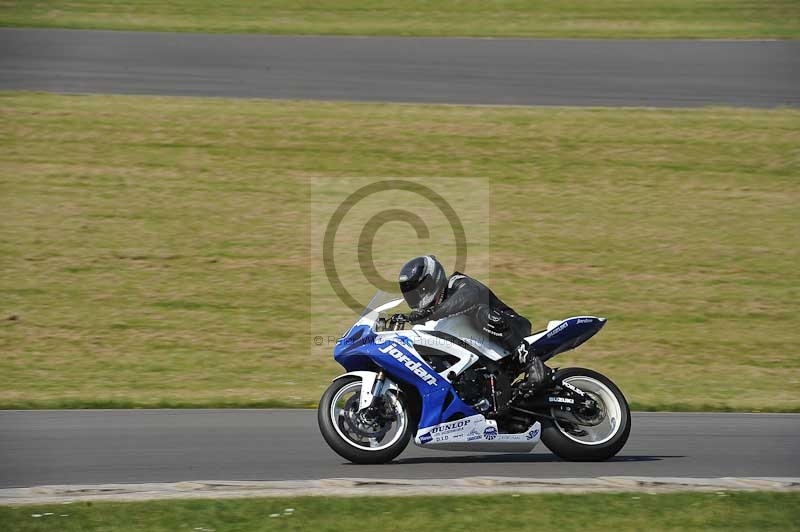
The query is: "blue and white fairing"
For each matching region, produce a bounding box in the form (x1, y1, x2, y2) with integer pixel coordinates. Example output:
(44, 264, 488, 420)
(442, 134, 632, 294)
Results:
(525, 316, 607, 362)
(334, 296, 477, 431)
(333, 292, 541, 453)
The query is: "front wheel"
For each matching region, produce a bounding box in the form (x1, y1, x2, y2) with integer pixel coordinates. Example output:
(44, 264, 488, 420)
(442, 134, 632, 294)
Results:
(541, 367, 631, 462)
(318, 376, 412, 464)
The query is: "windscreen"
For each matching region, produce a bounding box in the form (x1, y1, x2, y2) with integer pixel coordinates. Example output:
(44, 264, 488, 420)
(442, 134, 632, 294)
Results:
(361, 290, 402, 318)
(341, 291, 403, 340)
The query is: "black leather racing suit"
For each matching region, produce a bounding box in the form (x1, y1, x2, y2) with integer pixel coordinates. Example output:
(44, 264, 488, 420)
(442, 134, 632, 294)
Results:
(408, 272, 532, 352)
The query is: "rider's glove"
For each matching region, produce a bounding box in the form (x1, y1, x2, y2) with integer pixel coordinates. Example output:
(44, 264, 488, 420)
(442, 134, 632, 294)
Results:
(389, 313, 408, 324)
(389, 308, 433, 325)
(407, 308, 433, 323)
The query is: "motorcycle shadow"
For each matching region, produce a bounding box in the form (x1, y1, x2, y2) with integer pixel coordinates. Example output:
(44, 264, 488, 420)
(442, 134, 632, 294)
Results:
(388, 454, 679, 465)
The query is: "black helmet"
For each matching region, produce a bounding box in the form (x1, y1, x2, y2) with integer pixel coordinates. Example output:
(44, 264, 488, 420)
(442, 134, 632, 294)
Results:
(398, 255, 447, 310)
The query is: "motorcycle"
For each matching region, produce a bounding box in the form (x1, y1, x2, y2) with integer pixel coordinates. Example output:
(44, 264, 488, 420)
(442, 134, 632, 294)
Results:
(318, 291, 631, 464)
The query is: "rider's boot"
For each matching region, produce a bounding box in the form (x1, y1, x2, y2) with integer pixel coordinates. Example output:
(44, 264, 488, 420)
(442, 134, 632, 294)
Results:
(515, 340, 548, 388)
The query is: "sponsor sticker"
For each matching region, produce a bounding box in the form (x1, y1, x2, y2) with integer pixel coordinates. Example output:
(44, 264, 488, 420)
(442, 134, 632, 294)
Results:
(546, 322, 569, 338)
(548, 396, 575, 404)
(561, 380, 586, 397)
(419, 432, 433, 444)
(431, 419, 471, 435)
(466, 428, 482, 441)
(483, 426, 498, 440)
(378, 343, 438, 386)
(526, 428, 540, 440)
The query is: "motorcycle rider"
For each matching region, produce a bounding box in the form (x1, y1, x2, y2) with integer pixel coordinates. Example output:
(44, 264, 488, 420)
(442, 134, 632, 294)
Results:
(393, 255, 547, 387)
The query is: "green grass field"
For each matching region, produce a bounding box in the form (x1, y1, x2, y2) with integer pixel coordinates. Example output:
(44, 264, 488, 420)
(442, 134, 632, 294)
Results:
(1, 1, 799, 39)
(0, 92, 798, 411)
(2, 492, 798, 531)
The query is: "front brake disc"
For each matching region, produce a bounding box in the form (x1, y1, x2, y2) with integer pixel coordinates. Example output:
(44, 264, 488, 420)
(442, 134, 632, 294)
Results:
(342, 398, 392, 441)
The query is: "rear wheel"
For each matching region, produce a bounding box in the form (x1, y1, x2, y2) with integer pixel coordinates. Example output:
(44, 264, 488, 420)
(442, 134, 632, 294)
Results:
(540, 367, 631, 461)
(318, 376, 412, 464)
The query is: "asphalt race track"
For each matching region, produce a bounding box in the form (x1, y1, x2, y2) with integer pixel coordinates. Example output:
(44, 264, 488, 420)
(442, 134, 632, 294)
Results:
(1, 410, 798, 488)
(1, 28, 798, 107)
(2, 28, 798, 493)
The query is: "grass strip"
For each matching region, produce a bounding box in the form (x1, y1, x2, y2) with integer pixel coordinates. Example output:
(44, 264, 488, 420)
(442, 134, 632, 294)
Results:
(1, 1, 799, 39)
(0, 92, 798, 411)
(1, 492, 799, 531)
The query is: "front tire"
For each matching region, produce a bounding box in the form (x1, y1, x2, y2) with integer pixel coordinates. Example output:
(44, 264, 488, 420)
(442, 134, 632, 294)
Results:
(318, 376, 412, 464)
(541, 367, 631, 462)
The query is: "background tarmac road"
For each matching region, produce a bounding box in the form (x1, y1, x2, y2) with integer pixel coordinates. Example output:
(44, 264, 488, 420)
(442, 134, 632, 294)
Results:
(2, 27, 797, 491)
(1, 410, 798, 488)
(1, 28, 798, 107)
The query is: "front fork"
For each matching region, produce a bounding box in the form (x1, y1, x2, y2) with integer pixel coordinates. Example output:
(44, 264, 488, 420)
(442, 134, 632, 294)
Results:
(364, 370, 386, 411)
(331, 370, 397, 414)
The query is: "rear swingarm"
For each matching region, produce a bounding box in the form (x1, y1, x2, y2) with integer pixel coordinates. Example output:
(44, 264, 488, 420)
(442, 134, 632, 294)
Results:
(513, 375, 599, 418)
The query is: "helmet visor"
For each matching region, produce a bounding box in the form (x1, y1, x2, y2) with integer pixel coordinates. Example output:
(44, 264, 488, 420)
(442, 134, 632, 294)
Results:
(400, 273, 439, 310)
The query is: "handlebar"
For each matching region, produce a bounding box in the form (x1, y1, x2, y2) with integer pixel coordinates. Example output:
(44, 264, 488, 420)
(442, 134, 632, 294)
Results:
(377, 314, 407, 332)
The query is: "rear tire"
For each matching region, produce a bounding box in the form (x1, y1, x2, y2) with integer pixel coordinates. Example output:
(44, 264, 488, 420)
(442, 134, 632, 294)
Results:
(318, 376, 412, 464)
(541, 367, 631, 462)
